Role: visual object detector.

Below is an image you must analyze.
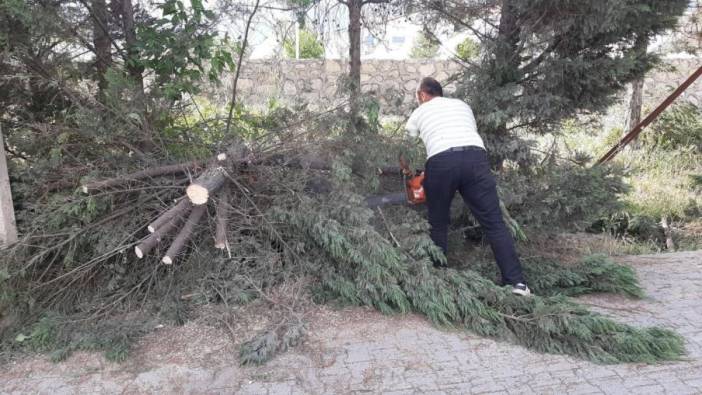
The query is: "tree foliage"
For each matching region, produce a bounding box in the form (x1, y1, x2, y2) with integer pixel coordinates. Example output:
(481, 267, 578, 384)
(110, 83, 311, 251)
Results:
(455, 36, 480, 61)
(409, 31, 439, 59)
(136, 0, 236, 100)
(283, 29, 324, 59)
(411, 0, 689, 163)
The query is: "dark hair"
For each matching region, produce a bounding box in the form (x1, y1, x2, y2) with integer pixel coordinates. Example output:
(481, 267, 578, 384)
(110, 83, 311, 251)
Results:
(418, 77, 443, 97)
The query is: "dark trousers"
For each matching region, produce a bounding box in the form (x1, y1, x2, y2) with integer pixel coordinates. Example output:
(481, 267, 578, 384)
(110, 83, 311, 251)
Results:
(423, 147, 525, 285)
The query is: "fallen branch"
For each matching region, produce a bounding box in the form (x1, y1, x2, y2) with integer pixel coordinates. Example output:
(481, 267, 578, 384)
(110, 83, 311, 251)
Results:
(162, 205, 206, 264)
(135, 213, 187, 259)
(214, 187, 230, 250)
(147, 198, 191, 233)
(82, 161, 203, 194)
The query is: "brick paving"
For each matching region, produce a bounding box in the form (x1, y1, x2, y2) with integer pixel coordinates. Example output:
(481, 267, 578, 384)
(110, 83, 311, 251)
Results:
(2, 250, 701, 394)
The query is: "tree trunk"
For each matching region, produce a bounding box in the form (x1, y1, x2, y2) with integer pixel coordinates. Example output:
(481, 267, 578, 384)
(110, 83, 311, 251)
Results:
(162, 205, 206, 264)
(186, 167, 228, 205)
(91, 0, 111, 99)
(347, 0, 362, 123)
(117, 0, 144, 94)
(214, 188, 230, 250)
(0, 126, 18, 247)
(490, 0, 521, 170)
(625, 35, 648, 148)
(81, 160, 203, 193)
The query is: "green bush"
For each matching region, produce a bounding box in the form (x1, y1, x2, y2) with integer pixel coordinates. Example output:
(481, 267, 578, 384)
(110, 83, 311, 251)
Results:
(501, 163, 628, 231)
(283, 29, 324, 59)
(456, 37, 480, 61)
(641, 102, 702, 151)
(409, 32, 439, 59)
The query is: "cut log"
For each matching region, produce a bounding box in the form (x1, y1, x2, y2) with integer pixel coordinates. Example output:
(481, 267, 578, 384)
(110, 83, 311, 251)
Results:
(186, 166, 227, 205)
(214, 187, 230, 249)
(135, 212, 187, 258)
(82, 160, 202, 193)
(162, 205, 206, 264)
(148, 198, 191, 233)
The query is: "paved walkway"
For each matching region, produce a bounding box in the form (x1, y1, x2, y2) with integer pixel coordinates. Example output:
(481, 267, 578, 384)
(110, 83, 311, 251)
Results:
(2, 251, 702, 394)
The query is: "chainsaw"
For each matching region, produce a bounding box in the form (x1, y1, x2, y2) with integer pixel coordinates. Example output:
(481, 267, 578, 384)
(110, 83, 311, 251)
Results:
(399, 155, 426, 205)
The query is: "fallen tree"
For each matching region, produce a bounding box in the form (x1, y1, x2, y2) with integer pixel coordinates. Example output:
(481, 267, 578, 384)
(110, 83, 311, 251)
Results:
(0, 138, 685, 365)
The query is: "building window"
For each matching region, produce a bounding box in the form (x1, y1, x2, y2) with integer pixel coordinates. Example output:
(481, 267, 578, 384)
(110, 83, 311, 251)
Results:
(391, 36, 405, 44)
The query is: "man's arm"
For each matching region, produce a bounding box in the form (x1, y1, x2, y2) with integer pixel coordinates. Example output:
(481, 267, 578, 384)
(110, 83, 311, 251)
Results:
(405, 109, 420, 138)
(401, 110, 423, 175)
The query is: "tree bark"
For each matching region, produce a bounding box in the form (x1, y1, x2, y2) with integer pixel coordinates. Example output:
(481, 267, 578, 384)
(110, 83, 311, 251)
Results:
(135, 212, 186, 258)
(347, 0, 362, 123)
(186, 167, 228, 205)
(116, 0, 144, 94)
(214, 188, 230, 249)
(490, 0, 521, 170)
(625, 35, 648, 149)
(91, 0, 112, 98)
(348, 0, 362, 96)
(81, 160, 203, 193)
(162, 205, 206, 264)
(148, 198, 191, 233)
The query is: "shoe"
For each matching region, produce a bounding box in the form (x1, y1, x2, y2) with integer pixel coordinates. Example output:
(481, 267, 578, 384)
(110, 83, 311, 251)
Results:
(511, 283, 531, 296)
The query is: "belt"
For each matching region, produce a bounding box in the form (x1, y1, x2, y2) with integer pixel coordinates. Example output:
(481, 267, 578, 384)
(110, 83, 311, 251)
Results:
(445, 145, 484, 152)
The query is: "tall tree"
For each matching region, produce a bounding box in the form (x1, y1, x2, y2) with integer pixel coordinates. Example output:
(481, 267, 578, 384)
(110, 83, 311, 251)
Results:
(625, 35, 649, 142)
(115, 0, 144, 94)
(415, 0, 688, 167)
(91, 0, 112, 98)
(339, 0, 390, 128)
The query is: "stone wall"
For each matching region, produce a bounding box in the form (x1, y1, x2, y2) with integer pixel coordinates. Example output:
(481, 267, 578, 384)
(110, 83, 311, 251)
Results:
(212, 58, 701, 117)
(211, 59, 462, 115)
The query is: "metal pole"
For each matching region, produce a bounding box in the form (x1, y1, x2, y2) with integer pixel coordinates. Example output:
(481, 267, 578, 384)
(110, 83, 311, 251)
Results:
(0, 124, 18, 247)
(596, 66, 702, 165)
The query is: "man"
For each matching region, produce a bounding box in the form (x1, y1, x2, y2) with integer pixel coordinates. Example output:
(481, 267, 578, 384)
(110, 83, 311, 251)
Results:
(405, 77, 530, 296)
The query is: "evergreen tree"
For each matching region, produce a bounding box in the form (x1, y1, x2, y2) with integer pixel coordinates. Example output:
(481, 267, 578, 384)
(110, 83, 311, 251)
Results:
(412, 0, 688, 165)
(283, 29, 325, 59)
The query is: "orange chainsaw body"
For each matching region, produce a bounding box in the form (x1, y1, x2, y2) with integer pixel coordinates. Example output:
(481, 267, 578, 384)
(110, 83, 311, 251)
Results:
(406, 172, 426, 205)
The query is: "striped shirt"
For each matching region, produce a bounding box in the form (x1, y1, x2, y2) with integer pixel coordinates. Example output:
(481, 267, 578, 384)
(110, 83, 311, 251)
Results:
(406, 97, 485, 159)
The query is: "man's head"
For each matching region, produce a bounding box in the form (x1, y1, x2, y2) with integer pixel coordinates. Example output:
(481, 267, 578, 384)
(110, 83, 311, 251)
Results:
(416, 77, 443, 104)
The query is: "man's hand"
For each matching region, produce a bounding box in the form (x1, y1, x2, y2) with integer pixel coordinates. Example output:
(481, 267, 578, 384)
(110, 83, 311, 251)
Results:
(399, 154, 413, 176)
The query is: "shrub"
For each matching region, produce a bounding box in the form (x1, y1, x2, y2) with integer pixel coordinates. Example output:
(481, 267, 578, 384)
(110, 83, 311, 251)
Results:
(501, 163, 628, 231)
(641, 102, 702, 151)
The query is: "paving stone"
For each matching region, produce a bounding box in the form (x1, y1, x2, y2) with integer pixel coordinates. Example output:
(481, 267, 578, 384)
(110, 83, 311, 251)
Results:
(4, 251, 702, 394)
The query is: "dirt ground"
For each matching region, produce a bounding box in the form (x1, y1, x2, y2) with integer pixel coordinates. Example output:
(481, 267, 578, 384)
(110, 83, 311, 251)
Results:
(2, 250, 702, 394)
